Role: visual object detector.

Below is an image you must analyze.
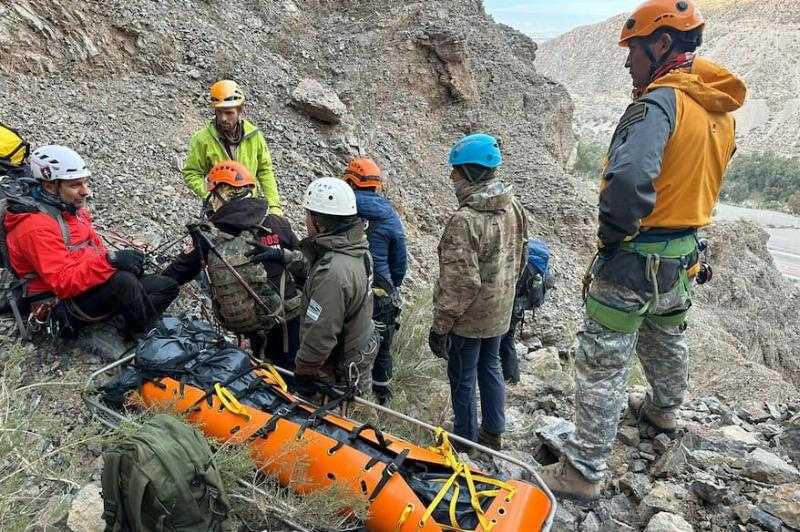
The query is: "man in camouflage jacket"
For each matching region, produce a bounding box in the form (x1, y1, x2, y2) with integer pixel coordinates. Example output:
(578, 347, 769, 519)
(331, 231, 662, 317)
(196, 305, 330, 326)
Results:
(429, 134, 528, 450)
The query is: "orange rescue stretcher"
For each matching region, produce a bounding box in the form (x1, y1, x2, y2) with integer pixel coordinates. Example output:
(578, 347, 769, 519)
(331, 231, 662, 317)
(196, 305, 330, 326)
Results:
(85, 354, 557, 532)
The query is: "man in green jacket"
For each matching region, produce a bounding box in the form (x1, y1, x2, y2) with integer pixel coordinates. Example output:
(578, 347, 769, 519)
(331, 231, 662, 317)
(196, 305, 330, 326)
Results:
(182, 79, 284, 215)
(288, 177, 377, 398)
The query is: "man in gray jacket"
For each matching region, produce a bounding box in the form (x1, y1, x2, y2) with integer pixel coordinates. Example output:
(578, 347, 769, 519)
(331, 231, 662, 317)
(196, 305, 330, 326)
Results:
(286, 177, 377, 397)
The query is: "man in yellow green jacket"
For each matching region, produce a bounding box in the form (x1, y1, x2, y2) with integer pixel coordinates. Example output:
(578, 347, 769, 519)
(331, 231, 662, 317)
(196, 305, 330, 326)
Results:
(182, 80, 283, 215)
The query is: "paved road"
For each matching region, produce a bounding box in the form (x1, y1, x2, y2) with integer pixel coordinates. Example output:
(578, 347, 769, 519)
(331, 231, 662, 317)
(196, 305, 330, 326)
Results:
(715, 203, 800, 281)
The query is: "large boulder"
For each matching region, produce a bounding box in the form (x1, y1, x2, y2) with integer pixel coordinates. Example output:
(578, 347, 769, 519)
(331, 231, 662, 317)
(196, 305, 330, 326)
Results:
(740, 448, 800, 484)
(758, 484, 800, 529)
(645, 512, 694, 532)
(290, 78, 347, 124)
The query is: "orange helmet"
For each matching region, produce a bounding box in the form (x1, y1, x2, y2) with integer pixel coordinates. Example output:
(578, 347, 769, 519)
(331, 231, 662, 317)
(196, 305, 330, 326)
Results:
(342, 158, 383, 190)
(619, 0, 705, 47)
(207, 160, 255, 191)
(209, 80, 245, 108)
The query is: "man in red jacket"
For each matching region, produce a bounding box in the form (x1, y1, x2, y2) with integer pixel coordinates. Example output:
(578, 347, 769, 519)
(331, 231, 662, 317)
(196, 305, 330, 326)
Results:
(5, 145, 178, 335)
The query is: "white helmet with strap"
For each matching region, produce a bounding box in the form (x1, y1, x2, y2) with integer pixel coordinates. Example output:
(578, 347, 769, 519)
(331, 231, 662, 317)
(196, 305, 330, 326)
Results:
(30, 145, 91, 181)
(303, 177, 357, 216)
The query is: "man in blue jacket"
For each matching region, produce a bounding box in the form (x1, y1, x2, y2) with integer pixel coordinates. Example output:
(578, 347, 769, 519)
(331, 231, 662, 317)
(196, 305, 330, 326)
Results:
(342, 158, 407, 404)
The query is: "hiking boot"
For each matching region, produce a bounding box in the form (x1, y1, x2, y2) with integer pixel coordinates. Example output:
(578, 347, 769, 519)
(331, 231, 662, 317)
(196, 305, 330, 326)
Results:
(451, 438, 478, 458)
(539, 458, 602, 502)
(628, 392, 677, 434)
(73, 322, 133, 361)
(478, 428, 502, 451)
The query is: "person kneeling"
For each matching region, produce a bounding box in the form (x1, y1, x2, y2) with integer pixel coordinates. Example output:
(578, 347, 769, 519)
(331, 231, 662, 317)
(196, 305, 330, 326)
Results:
(163, 161, 304, 370)
(5, 145, 178, 337)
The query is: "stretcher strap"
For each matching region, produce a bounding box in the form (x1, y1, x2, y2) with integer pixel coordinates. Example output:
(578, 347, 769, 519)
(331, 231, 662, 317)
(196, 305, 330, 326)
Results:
(214, 384, 252, 422)
(420, 428, 517, 531)
(255, 364, 288, 393)
(348, 422, 390, 449)
(252, 403, 302, 439)
(369, 448, 409, 502)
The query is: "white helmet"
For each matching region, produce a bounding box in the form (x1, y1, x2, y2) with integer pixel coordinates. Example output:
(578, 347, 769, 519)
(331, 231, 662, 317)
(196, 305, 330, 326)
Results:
(303, 177, 357, 216)
(30, 145, 91, 182)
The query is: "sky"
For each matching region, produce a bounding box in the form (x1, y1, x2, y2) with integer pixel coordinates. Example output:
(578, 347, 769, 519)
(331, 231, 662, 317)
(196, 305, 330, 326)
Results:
(484, 0, 640, 41)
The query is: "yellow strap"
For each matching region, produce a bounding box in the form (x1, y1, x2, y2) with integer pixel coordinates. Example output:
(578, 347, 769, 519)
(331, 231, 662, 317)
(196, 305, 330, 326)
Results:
(393, 504, 414, 532)
(214, 384, 252, 422)
(420, 465, 463, 526)
(257, 363, 288, 393)
(449, 482, 460, 529)
(422, 428, 522, 531)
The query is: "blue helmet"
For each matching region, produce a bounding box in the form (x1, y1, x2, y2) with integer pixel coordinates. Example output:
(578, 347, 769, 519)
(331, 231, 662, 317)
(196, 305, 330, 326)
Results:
(448, 133, 503, 169)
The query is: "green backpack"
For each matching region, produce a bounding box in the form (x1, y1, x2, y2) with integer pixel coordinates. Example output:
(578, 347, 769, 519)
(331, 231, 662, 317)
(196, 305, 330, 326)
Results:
(101, 414, 230, 532)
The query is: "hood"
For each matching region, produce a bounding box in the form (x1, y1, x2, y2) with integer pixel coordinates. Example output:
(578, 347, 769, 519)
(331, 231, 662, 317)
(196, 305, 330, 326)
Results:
(458, 179, 514, 212)
(210, 197, 267, 235)
(647, 57, 746, 113)
(302, 222, 369, 261)
(354, 190, 394, 222)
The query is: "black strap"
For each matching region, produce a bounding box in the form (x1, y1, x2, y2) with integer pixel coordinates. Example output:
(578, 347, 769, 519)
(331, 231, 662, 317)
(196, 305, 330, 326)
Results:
(251, 403, 301, 440)
(368, 449, 409, 501)
(348, 422, 390, 450)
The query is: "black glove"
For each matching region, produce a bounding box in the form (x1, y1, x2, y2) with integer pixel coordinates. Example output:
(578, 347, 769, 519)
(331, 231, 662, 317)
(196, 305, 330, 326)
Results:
(108, 249, 145, 276)
(246, 241, 286, 264)
(293, 373, 320, 398)
(428, 328, 451, 360)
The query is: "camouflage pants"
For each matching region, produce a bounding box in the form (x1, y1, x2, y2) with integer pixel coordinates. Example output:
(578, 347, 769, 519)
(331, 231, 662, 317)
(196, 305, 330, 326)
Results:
(564, 268, 691, 483)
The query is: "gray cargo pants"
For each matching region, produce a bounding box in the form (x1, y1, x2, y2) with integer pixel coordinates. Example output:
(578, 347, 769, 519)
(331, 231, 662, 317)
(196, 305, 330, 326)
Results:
(564, 258, 692, 483)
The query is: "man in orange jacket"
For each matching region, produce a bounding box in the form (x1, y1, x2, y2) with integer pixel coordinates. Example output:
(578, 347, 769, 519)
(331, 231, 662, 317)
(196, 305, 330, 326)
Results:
(541, 0, 746, 500)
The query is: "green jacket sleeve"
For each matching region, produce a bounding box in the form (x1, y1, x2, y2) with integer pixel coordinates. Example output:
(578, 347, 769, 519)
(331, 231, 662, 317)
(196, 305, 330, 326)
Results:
(432, 213, 481, 335)
(182, 133, 209, 198)
(295, 262, 346, 376)
(255, 133, 282, 215)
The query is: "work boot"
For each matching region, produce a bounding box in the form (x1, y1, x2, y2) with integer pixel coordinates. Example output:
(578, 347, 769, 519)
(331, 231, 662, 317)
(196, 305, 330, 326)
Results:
(538, 458, 602, 502)
(478, 428, 502, 451)
(628, 392, 677, 434)
(451, 438, 478, 458)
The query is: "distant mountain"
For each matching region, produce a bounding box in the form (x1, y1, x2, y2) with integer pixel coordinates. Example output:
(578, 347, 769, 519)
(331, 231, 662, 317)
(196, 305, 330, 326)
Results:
(536, 0, 800, 157)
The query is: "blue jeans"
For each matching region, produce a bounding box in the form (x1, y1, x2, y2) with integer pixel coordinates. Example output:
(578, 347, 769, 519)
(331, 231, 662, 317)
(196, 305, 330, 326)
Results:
(447, 334, 505, 441)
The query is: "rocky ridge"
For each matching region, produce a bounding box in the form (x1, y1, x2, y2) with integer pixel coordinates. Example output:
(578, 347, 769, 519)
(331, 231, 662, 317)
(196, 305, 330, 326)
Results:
(535, 0, 800, 158)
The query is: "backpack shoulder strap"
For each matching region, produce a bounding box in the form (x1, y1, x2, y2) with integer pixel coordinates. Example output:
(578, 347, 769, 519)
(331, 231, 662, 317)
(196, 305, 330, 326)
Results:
(100, 451, 127, 532)
(29, 200, 73, 249)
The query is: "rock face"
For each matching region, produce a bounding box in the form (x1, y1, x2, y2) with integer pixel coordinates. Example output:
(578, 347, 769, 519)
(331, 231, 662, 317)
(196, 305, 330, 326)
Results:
(67, 483, 104, 532)
(290, 78, 347, 124)
(537, 0, 800, 158)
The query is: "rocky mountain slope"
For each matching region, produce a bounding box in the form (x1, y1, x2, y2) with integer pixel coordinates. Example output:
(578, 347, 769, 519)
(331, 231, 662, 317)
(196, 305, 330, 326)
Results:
(2, 0, 800, 530)
(536, 0, 800, 158)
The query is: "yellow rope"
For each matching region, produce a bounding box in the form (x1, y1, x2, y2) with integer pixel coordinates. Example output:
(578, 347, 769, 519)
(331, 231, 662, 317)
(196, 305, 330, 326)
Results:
(419, 428, 517, 531)
(214, 383, 252, 422)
